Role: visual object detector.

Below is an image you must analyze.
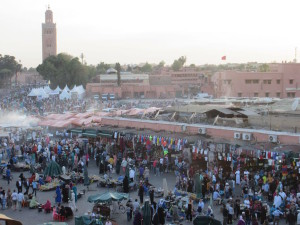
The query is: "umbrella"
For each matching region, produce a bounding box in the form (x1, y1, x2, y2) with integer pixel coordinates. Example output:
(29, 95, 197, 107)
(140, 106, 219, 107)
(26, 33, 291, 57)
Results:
(44, 161, 62, 177)
(142, 201, 151, 225)
(83, 165, 90, 188)
(193, 216, 222, 225)
(87, 192, 128, 204)
(194, 173, 202, 198)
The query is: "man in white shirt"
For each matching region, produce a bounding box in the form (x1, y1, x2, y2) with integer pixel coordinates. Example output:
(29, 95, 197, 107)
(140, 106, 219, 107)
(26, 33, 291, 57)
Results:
(17, 192, 24, 211)
(11, 190, 18, 210)
(279, 190, 286, 201)
(133, 199, 140, 212)
(129, 168, 135, 182)
(273, 192, 282, 208)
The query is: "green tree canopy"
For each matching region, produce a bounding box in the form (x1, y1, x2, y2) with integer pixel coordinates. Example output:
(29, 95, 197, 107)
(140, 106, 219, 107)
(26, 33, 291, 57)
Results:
(36, 53, 96, 88)
(171, 56, 187, 71)
(259, 63, 270, 72)
(141, 62, 153, 73)
(115, 62, 121, 86)
(0, 54, 22, 87)
(96, 62, 111, 74)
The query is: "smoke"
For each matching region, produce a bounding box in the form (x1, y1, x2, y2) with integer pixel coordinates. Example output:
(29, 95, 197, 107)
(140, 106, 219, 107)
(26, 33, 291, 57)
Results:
(0, 112, 40, 128)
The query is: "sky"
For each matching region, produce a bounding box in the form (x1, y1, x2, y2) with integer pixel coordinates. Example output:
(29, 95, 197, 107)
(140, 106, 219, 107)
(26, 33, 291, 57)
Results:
(0, 0, 300, 68)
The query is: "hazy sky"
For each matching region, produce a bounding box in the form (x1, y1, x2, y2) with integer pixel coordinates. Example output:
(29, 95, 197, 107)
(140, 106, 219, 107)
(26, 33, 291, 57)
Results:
(1, 0, 300, 68)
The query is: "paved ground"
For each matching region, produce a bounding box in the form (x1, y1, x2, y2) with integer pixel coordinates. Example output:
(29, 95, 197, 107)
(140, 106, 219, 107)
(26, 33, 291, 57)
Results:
(0, 161, 286, 225)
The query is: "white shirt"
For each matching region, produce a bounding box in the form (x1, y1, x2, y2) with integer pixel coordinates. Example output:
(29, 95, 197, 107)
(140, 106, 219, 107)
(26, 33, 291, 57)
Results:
(279, 191, 286, 200)
(133, 201, 140, 211)
(11, 192, 18, 201)
(129, 169, 135, 179)
(273, 195, 282, 208)
(105, 221, 112, 225)
(17, 193, 24, 202)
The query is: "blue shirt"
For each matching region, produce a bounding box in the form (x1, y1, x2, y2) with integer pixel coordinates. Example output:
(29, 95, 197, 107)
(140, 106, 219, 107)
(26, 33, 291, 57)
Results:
(6, 169, 10, 177)
(32, 181, 37, 189)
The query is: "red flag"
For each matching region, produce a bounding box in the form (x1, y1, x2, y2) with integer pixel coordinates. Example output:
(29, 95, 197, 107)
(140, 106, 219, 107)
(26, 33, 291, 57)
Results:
(221, 56, 226, 60)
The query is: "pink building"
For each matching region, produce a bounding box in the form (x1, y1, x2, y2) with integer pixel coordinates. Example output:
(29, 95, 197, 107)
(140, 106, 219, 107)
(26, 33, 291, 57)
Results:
(212, 63, 300, 98)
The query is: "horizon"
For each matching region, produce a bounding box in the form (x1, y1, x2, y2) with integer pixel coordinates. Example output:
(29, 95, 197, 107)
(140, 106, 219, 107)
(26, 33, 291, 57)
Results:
(0, 0, 299, 68)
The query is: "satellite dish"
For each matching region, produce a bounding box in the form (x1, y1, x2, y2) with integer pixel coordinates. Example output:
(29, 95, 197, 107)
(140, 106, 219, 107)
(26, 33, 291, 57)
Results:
(291, 98, 299, 111)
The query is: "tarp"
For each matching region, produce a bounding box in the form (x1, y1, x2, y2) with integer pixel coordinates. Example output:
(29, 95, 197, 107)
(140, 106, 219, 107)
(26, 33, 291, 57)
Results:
(193, 216, 222, 225)
(44, 161, 62, 177)
(87, 192, 128, 204)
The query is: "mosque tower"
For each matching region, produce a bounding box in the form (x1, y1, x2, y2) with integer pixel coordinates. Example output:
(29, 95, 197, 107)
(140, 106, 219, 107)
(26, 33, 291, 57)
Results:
(42, 5, 57, 61)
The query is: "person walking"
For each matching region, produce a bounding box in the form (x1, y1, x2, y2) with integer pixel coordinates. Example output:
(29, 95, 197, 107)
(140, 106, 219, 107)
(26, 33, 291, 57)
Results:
(16, 178, 22, 193)
(24, 179, 30, 195)
(17, 191, 24, 211)
(32, 180, 37, 197)
(186, 198, 193, 222)
(138, 184, 144, 204)
(6, 168, 11, 185)
(11, 190, 17, 210)
(70, 190, 77, 211)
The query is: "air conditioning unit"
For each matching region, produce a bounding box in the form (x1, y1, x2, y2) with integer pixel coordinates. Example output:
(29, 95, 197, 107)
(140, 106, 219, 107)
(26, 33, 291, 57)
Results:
(198, 128, 206, 134)
(181, 125, 187, 132)
(234, 132, 241, 139)
(242, 133, 251, 141)
(269, 135, 277, 143)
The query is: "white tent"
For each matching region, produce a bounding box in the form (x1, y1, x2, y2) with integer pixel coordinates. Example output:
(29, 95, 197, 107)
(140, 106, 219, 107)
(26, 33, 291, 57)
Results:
(36, 88, 49, 99)
(59, 89, 71, 100)
(28, 88, 39, 97)
(71, 85, 77, 92)
(70, 85, 85, 99)
(54, 86, 61, 93)
(43, 86, 53, 94)
(63, 85, 70, 92)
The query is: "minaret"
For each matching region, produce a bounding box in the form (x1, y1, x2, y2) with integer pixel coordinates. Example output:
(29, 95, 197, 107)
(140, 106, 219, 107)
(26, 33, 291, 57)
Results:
(42, 5, 57, 61)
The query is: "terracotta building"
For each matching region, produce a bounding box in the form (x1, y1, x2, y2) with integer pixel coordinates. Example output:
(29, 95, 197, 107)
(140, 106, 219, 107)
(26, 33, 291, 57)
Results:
(86, 72, 181, 99)
(42, 6, 57, 61)
(212, 63, 300, 98)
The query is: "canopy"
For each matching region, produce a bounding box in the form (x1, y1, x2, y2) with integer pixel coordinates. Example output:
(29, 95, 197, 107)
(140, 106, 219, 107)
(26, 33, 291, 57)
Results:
(193, 216, 222, 225)
(63, 85, 70, 92)
(44, 161, 62, 177)
(0, 214, 23, 225)
(43, 86, 53, 94)
(54, 86, 61, 92)
(87, 192, 128, 204)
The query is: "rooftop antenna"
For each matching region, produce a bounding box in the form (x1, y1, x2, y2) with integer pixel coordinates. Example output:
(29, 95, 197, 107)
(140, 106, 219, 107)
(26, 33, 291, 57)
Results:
(291, 98, 299, 111)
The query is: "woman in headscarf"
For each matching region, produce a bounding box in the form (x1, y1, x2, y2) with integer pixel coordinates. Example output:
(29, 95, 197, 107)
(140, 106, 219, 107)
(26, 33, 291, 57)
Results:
(123, 175, 129, 193)
(72, 185, 78, 202)
(29, 196, 39, 209)
(133, 208, 142, 225)
(237, 216, 245, 225)
(44, 199, 52, 213)
(55, 186, 62, 205)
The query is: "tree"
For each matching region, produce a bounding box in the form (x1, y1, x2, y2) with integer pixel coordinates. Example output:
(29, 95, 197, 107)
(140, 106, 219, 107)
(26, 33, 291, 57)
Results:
(36, 53, 96, 88)
(115, 62, 121, 86)
(141, 62, 153, 73)
(158, 60, 165, 68)
(96, 62, 110, 74)
(0, 54, 22, 87)
(171, 56, 187, 71)
(259, 64, 270, 72)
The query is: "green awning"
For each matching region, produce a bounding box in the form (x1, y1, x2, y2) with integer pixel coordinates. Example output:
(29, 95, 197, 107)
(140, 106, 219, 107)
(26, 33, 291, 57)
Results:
(82, 133, 97, 138)
(97, 133, 112, 138)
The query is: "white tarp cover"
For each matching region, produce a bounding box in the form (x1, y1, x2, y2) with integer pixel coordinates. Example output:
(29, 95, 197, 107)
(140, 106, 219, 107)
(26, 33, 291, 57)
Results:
(54, 86, 61, 93)
(63, 85, 70, 92)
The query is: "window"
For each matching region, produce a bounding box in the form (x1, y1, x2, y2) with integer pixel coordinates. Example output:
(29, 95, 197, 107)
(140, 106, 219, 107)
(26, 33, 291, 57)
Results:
(254, 93, 258, 97)
(277, 79, 280, 84)
(263, 80, 272, 84)
(276, 92, 281, 98)
(252, 80, 259, 84)
(245, 80, 252, 84)
(265, 92, 269, 97)
(238, 93, 242, 97)
(287, 92, 295, 98)
(289, 79, 294, 84)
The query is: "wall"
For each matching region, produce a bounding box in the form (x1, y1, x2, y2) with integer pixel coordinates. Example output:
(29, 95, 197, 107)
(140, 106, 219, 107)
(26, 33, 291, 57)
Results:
(99, 117, 300, 145)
